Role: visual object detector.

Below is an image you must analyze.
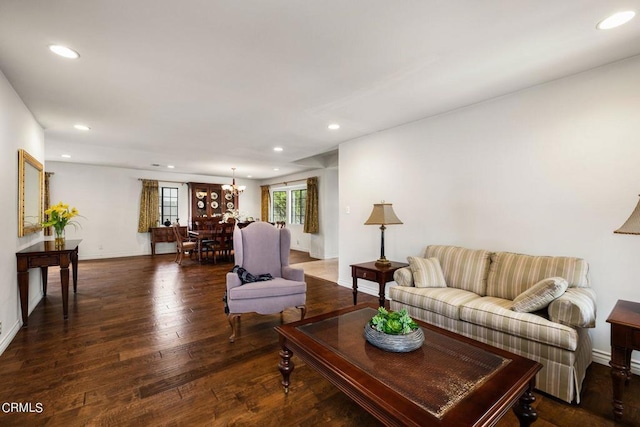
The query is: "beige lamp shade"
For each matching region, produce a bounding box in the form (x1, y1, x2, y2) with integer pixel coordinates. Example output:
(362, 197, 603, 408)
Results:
(364, 203, 403, 225)
(615, 195, 640, 235)
(365, 203, 402, 267)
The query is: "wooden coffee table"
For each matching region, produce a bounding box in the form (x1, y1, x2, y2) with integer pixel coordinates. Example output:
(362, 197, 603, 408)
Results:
(275, 304, 542, 427)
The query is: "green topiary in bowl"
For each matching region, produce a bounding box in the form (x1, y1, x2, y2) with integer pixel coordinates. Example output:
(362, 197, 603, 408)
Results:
(365, 307, 424, 352)
(369, 307, 418, 334)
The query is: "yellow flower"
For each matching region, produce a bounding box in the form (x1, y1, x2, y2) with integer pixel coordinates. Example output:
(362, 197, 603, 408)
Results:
(41, 201, 84, 232)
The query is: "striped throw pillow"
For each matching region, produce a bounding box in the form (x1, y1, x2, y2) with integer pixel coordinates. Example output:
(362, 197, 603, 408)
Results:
(511, 277, 568, 313)
(408, 257, 447, 288)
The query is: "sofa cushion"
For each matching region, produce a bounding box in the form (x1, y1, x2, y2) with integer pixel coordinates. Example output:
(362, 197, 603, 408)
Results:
(486, 252, 589, 300)
(511, 277, 568, 313)
(460, 297, 578, 351)
(389, 286, 481, 320)
(408, 256, 447, 288)
(548, 288, 597, 328)
(425, 245, 492, 295)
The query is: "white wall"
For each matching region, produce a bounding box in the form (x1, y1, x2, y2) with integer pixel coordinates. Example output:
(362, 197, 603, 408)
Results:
(43, 161, 338, 261)
(44, 162, 261, 259)
(260, 167, 339, 259)
(1, 70, 45, 353)
(339, 55, 640, 370)
(320, 168, 339, 258)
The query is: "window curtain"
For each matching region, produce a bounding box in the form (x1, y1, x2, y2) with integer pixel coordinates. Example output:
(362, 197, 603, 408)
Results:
(138, 179, 159, 232)
(304, 177, 319, 234)
(43, 172, 54, 236)
(260, 185, 271, 222)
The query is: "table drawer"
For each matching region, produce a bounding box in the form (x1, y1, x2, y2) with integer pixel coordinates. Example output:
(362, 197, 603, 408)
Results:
(353, 268, 377, 281)
(150, 226, 186, 243)
(29, 255, 61, 268)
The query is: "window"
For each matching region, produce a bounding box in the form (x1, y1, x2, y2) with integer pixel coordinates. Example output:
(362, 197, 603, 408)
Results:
(271, 186, 306, 225)
(291, 189, 306, 225)
(272, 190, 287, 222)
(160, 187, 178, 224)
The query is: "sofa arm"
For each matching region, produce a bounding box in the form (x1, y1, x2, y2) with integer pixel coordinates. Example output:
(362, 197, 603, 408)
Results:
(548, 287, 597, 328)
(393, 267, 414, 287)
(282, 266, 305, 282)
(226, 272, 242, 291)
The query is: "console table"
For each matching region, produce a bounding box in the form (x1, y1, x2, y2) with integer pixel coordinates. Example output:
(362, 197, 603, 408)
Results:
(149, 226, 187, 255)
(606, 299, 640, 421)
(16, 239, 81, 327)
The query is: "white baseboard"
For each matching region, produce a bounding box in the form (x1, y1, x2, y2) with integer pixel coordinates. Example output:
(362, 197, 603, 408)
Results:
(592, 348, 640, 375)
(0, 319, 22, 356)
(592, 349, 611, 368)
(337, 279, 387, 301)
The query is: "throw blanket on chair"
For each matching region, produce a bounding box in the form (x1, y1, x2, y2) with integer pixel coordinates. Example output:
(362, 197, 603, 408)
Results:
(223, 266, 274, 313)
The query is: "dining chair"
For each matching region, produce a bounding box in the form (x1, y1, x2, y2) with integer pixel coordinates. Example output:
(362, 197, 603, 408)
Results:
(172, 224, 198, 265)
(217, 223, 234, 262)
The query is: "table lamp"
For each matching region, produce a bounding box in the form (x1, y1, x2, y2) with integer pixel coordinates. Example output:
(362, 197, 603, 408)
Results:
(365, 203, 403, 267)
(614, 194, 640, 235)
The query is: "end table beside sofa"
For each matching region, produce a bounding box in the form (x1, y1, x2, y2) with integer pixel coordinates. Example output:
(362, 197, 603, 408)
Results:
(351, 261, 408, 307)
(606, 299, 640, 421)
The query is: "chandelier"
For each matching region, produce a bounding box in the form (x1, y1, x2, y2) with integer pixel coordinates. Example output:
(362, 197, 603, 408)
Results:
(221, 167, 246, 196)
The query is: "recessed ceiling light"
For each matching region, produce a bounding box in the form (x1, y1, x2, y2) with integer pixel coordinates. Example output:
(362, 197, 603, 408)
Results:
(61, 154, 71, 158)
(167, 165, 175, 169)
(247, 175, 252, 178)
(597, 11, 636, 30)
(273, 147, 284, 152)
(49, 44, 80, 59)
(74, 124, 90, 131)
(273, 168, 279, 171)
(328, 123, 340, 130)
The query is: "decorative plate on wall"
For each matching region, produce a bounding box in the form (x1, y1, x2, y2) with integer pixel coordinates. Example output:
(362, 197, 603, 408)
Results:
(225, 193, 233, 201)
(196, 191, 206, 199)
(227, 202, 234, 209)
(211, 192, 218, 200)
(211, 201, 218, 209)
(197, 200, 205, 209)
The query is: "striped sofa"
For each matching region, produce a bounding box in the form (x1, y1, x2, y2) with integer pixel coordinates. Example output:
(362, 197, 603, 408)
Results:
(389, 245, 596, 403)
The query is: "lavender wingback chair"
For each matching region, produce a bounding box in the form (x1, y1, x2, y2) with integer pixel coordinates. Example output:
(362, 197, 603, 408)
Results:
(225, 222, 306, 342)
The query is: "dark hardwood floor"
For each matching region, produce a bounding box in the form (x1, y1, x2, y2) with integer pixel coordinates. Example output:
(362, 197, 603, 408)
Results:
(0, 252, 638, 426)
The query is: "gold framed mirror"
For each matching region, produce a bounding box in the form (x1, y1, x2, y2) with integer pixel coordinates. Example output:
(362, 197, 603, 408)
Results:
(18, 149, 44, 237)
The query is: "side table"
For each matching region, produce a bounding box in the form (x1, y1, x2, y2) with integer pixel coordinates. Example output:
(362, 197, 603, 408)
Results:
(149, 226, 187, 255)
(350, 261, 409, 308)
(16, 239, 81, 327)
(606, 299, 640, 421)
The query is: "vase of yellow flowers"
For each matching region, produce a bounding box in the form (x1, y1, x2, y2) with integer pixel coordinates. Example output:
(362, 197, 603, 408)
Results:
(42, 202, 82, 247)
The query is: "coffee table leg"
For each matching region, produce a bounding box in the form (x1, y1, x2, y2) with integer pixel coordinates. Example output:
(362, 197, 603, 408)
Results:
(513, 380, 537, 427)
(278, 339, 295, 394)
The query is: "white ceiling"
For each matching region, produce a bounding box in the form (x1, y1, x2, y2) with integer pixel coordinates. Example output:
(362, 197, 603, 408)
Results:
(1, 1, 639, 180)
